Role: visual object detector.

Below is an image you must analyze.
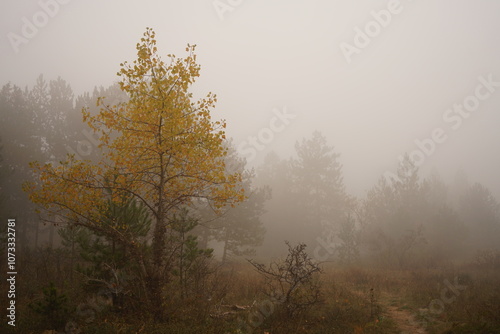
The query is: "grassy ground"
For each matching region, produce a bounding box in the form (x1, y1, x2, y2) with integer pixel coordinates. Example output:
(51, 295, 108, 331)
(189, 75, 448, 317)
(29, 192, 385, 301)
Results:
(2, 257, 500, 333)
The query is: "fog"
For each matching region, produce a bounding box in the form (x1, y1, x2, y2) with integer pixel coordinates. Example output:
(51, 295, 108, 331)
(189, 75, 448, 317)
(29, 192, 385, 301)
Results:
(1, 0, 499, 199)
(2, 2, 500, 331)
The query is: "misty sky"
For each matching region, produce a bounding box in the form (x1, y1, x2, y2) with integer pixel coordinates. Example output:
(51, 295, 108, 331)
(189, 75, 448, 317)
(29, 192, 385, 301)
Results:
(1, 0, 499, 198)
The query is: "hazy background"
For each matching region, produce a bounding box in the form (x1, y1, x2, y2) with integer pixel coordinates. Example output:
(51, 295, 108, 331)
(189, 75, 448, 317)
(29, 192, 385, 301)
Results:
(1, 0, 499, 199)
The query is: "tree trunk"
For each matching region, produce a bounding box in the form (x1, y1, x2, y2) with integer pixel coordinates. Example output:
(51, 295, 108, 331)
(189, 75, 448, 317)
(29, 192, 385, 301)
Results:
(149, 210, 167, 321)
(179, 231, 185, 299)
(134, 241, 167, 321)
(222, 238, 228, 263)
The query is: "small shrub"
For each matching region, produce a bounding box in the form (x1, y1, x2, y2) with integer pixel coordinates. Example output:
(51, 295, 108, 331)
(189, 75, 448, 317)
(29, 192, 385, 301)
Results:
(248, 241, 323, 318)
(30, 282, 70, 330)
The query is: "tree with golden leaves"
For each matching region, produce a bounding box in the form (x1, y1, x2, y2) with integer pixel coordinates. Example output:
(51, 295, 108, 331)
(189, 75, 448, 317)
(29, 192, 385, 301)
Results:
(24, 28, 244, 319)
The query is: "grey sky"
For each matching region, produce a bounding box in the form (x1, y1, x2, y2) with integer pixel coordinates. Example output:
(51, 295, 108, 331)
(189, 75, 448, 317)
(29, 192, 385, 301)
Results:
(1, 0, 499, 198)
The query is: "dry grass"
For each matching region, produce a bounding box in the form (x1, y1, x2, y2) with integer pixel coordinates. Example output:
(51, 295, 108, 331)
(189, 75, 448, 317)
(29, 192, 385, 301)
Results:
(2, 251, 500, 334)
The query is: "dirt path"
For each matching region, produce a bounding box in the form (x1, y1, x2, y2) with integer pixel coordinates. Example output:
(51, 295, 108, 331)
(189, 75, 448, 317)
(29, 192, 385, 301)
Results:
(379, 292, 427, 334)
(350, 287, 428, 333)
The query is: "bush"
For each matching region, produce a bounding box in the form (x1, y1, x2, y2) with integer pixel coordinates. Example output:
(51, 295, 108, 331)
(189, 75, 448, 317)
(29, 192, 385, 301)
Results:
(30, 282, 70, 330)
(248, 242, 323, 318)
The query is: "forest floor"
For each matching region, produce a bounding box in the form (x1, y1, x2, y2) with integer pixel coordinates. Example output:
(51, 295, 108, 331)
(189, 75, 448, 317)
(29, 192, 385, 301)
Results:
(3, 261, 499, 334)
(349, 286, 428, 334)
(379, 291, 427, 334)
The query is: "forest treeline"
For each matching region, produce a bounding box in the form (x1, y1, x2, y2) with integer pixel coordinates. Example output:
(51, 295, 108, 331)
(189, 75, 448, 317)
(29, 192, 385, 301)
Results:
(3, 73, 498, 266)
